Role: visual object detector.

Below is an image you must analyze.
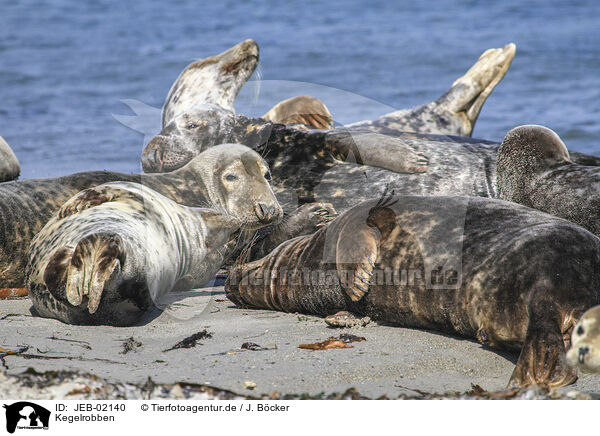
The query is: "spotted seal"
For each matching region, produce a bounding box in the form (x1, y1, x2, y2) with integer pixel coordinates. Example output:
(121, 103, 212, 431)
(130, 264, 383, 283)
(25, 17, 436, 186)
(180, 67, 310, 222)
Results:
(567, 306, 600, 373)
(226, 195, 600, 388)
(142, 103, 600, 212)
(497, 124, 600, 237)
(0, 135, 20, 182)
(162, 39, 259, 127)
(26, 144, 282, 326)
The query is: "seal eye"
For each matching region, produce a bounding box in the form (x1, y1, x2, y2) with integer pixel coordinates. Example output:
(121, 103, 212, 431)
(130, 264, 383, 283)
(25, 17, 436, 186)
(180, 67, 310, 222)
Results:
(577, 325, 585, 336)
(225, 174, 238, 182)
(186, 122, 201, 130)
(264, 171, 272, 181)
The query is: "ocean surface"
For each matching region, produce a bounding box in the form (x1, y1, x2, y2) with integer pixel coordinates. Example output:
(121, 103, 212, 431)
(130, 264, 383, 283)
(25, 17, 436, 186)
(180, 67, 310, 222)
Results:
(1, 0, 599, 178)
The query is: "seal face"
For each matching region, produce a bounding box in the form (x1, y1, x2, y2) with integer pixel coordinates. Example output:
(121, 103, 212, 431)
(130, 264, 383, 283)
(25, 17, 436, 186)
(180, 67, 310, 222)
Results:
(567, 306, 600, 373)
(162, 39, 259, 127)
(26, 145, 282, 326)
(226, 195, 600, 388)
(497, 125, 600, 237)
(0, 135, 20, 182)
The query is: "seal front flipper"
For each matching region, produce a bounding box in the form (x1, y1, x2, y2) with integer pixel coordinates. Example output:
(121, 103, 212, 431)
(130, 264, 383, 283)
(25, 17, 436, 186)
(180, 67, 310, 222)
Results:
(326, 130, 429, 174)
(44, 233, 124, 314)
(57, 185, 143, 219)
(508, 299, 578, 388)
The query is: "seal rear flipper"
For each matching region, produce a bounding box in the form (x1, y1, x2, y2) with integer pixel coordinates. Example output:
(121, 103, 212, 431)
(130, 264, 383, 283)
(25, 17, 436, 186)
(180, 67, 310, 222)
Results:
(57, 185, 143, 219)
(326, 131, 429, 174)
(262, 96, 334, 130)
(441, 43, 516, 131)
(44, 233, 124, 314)
(508, 300, 578, 388)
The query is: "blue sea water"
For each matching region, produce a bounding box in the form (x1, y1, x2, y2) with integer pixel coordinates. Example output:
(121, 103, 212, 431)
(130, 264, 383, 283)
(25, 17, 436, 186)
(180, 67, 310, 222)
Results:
(1, 0, 599, 178)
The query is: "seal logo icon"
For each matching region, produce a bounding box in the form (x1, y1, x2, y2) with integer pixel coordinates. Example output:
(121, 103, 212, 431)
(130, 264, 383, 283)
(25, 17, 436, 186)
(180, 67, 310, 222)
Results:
(2, 402, 50, 433)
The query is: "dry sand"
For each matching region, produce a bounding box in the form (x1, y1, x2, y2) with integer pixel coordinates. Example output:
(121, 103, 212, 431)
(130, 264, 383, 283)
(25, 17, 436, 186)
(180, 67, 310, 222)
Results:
(1, 285, 599, 399)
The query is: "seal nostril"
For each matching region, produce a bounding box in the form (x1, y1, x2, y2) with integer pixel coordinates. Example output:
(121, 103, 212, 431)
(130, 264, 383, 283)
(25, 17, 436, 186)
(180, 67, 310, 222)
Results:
(578, 346, 590, 364)
(269, 205, 276, 215)
(256, 203, 269, 220)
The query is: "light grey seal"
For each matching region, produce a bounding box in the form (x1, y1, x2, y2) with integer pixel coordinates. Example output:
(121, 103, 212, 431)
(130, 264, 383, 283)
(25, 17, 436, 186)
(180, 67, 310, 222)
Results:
(26, 144, 282, 326)
(567, 306, 600, 373)
(0, 135, 20, 182)
(227, 194, 600, 388)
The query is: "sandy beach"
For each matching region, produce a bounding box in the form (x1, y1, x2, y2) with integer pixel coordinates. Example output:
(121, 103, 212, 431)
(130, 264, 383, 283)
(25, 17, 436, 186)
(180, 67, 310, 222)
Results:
(2, 285, 599, 400)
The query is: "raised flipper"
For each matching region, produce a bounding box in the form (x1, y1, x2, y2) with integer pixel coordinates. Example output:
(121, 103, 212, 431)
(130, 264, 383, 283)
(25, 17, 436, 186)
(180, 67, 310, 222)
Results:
(443, 43, 516, 130)
(326, 130, 429, 174)
(263, 96, 334, 130)
(44, 233, 124, 314)
(508, 300, 577, 388)
(335, 194, 398, 301)
(58, 185, 143, 219)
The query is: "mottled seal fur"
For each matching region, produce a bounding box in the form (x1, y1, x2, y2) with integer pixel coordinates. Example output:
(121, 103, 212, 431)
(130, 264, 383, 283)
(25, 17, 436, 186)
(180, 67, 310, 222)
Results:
(26, 145, 282, 326)
(162, 39, 259, 127)
(0, 135, 20, 182)
(226, 195, 600, 388)
(144, 43, 519, 173)
(497, 125, 600, 237)
(0, 144, 322, 290)
(567, 306, 600, 373)
(143, 103, 600, 212)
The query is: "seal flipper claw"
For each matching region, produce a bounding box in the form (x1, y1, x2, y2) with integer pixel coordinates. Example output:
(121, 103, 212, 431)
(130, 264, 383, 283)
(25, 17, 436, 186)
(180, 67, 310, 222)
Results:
(63, 233, 123, 314)
(508, 300, 578, 388)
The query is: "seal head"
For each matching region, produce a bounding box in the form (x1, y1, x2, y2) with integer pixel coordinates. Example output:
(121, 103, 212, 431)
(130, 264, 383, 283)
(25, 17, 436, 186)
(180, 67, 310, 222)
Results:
(567, 306, 600, 373)
(0, 135, 20, 182)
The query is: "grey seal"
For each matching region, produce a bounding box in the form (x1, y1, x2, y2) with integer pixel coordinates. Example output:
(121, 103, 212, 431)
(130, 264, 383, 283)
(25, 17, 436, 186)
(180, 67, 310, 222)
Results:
(0, 145, 323, 291)
(142, 104, 600, 212)
(26, 144, 282, 326)
(497, 124, 600, 236)
(226, 194, 600, 388)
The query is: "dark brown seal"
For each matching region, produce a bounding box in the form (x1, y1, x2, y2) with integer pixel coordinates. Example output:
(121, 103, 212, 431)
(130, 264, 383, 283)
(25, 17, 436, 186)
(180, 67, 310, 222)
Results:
(226, 195, 600, 388)
(497, 125, 600, 237)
